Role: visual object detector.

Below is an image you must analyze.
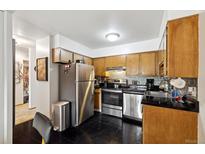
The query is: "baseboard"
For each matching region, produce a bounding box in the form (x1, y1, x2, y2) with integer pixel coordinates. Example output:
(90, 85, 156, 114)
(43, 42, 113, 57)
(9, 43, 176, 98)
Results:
(94, 109, 101, 112)
(15, 103, 24, 106)
(28, 107, 36, 110)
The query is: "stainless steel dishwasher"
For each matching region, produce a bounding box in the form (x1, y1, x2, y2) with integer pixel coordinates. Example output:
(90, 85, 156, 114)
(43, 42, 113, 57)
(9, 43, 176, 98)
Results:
(123, 90, 144, 121)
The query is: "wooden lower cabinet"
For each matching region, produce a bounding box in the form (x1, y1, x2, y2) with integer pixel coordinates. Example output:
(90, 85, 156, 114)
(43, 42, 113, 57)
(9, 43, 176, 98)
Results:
(94, 88, 102, 112)
(143, 105, 198, 144)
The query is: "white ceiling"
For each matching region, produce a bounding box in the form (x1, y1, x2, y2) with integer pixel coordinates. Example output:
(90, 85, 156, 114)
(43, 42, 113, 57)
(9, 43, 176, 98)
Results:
(13, 10, 164, 49)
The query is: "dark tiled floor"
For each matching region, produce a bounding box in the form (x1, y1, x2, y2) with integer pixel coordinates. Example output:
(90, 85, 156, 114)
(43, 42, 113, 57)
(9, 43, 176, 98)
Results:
(13, 112, 142, 144)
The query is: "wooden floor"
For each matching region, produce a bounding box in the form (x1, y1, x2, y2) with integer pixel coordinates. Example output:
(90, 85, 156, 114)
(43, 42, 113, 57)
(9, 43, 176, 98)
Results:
(15, 103, 36, 125)
(14, 112, 142, 144)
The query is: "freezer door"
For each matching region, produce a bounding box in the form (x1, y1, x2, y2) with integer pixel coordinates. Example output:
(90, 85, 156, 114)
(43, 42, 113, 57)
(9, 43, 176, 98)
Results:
(59, 64, 76, 101)
(76, 63, 94, 82)
(123, 93, 143, 120)
(76, 81, 94, 125)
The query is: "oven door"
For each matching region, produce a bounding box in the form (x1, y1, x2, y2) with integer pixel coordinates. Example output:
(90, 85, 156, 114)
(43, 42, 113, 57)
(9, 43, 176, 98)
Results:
(102, 89, 123, 106)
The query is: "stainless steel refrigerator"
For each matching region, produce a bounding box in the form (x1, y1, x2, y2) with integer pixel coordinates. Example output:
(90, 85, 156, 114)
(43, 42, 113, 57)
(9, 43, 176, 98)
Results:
(59, 63, 95, 127)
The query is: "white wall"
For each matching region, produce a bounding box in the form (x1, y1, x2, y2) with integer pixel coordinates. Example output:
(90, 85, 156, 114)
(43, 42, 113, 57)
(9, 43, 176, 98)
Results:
(53, 34, 92, 57)
(158, 11, 168, 43)
(0, 11, 13, 144)
(198, 12, 205, 144)
(28, 46, 37, 109)
(91, 38, 160, 58)
(35, 36, 51, 118)
(0, 10, 4, 144)
(15, 46, 29, 105)
(50, 36, 59, 109)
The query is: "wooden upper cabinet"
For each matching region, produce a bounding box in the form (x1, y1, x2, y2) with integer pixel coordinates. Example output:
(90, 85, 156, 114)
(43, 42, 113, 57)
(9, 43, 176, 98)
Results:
(126, 54, 140, 76)
(167, 15, 198, 78)
(93, 52, 158, 77)
(156, 50, 165, 76)
(84, 56, 93, 65)
(140, 52, 156, 76)
(93, 58, 105, 76)
(105, 55, 126, 68)
(156, 51, 164, 66)
(52, 48, 73, 64)
(73, 53, 83, 62)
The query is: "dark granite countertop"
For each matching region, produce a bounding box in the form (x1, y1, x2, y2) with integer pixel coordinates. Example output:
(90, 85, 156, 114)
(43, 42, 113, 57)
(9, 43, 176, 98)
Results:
(142, 94, 199, 113)
(94, 85, 101, 89)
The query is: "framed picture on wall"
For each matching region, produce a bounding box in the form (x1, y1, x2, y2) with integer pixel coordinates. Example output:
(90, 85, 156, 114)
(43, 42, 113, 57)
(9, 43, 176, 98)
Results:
(15, 62, 22, 84)
(36, 57, 48, 81)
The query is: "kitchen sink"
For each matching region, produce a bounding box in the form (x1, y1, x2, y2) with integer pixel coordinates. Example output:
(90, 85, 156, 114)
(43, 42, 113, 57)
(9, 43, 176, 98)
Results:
(145, 91, 172, 98)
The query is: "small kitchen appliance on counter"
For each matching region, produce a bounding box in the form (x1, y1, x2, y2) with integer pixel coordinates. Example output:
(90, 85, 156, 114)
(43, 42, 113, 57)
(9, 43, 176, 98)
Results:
(146, 79, 154, 91)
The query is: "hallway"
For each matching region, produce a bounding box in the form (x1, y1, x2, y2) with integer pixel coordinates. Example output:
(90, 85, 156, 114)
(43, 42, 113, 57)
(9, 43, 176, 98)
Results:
(15, 103, 36, 125)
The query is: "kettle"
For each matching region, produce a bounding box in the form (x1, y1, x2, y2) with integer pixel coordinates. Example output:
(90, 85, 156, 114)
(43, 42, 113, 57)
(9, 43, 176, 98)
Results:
(159, 78, 169, 92)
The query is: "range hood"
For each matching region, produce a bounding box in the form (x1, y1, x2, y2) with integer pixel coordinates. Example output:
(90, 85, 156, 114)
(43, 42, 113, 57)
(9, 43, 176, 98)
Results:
(106, 66, 126, 71)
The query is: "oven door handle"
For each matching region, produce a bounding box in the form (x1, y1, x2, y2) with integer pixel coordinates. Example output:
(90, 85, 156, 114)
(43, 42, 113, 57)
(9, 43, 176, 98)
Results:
(102, 89, 122, 93)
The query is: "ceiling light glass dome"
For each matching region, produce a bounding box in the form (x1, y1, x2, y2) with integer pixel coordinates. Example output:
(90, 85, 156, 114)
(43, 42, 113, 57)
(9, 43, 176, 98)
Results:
(105, 33, 120, 42)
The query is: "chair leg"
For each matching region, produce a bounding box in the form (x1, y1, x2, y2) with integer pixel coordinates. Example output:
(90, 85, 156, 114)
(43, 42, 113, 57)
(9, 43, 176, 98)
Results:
(42, 138, 45, 144)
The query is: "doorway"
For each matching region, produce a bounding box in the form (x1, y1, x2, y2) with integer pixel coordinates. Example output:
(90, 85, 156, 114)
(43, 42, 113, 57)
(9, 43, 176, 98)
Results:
(15, 45, 36, 125)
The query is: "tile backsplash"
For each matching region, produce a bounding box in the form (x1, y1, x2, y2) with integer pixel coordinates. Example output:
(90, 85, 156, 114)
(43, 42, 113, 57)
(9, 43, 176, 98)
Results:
(105, 69, 198, 97)
(126, 76, 163, 85)
(126, 76, 198, 97)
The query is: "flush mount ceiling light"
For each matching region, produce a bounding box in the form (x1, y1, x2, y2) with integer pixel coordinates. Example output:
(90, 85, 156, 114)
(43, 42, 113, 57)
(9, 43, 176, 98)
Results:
(105, 33, 120, 42)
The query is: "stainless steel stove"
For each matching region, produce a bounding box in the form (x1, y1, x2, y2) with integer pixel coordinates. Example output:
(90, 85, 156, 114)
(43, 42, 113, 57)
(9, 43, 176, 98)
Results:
(101, 88, 123, 118)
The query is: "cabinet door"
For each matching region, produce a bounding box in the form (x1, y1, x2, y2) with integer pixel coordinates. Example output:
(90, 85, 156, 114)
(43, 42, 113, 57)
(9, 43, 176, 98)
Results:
(143, 105, 198, 144)
(156, 51, 165, 76)
(140, 52, 156, 76)
(167, 15, 198, 77)
(60, 49, 73, 63)
(93, 58, 105, 76)
(105, 55, 126, 68)
(126, 54, 140, 76)
(94, 88, 101, 111)
(84, 56, 93, 65)
(52, 48, 73, 63)
(74, 53, 83, 62)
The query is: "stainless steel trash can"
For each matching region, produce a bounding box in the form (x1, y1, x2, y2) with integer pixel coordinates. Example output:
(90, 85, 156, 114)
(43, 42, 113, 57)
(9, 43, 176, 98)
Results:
(53, 101, 70, 132)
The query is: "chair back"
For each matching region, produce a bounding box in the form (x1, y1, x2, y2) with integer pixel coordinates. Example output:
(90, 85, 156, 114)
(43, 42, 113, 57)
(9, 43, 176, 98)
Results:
(33, 112, 53, 144)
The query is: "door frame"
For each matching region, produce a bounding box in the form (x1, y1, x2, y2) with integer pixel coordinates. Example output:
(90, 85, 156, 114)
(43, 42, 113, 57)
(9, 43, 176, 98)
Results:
(0, 11, 13, 144)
